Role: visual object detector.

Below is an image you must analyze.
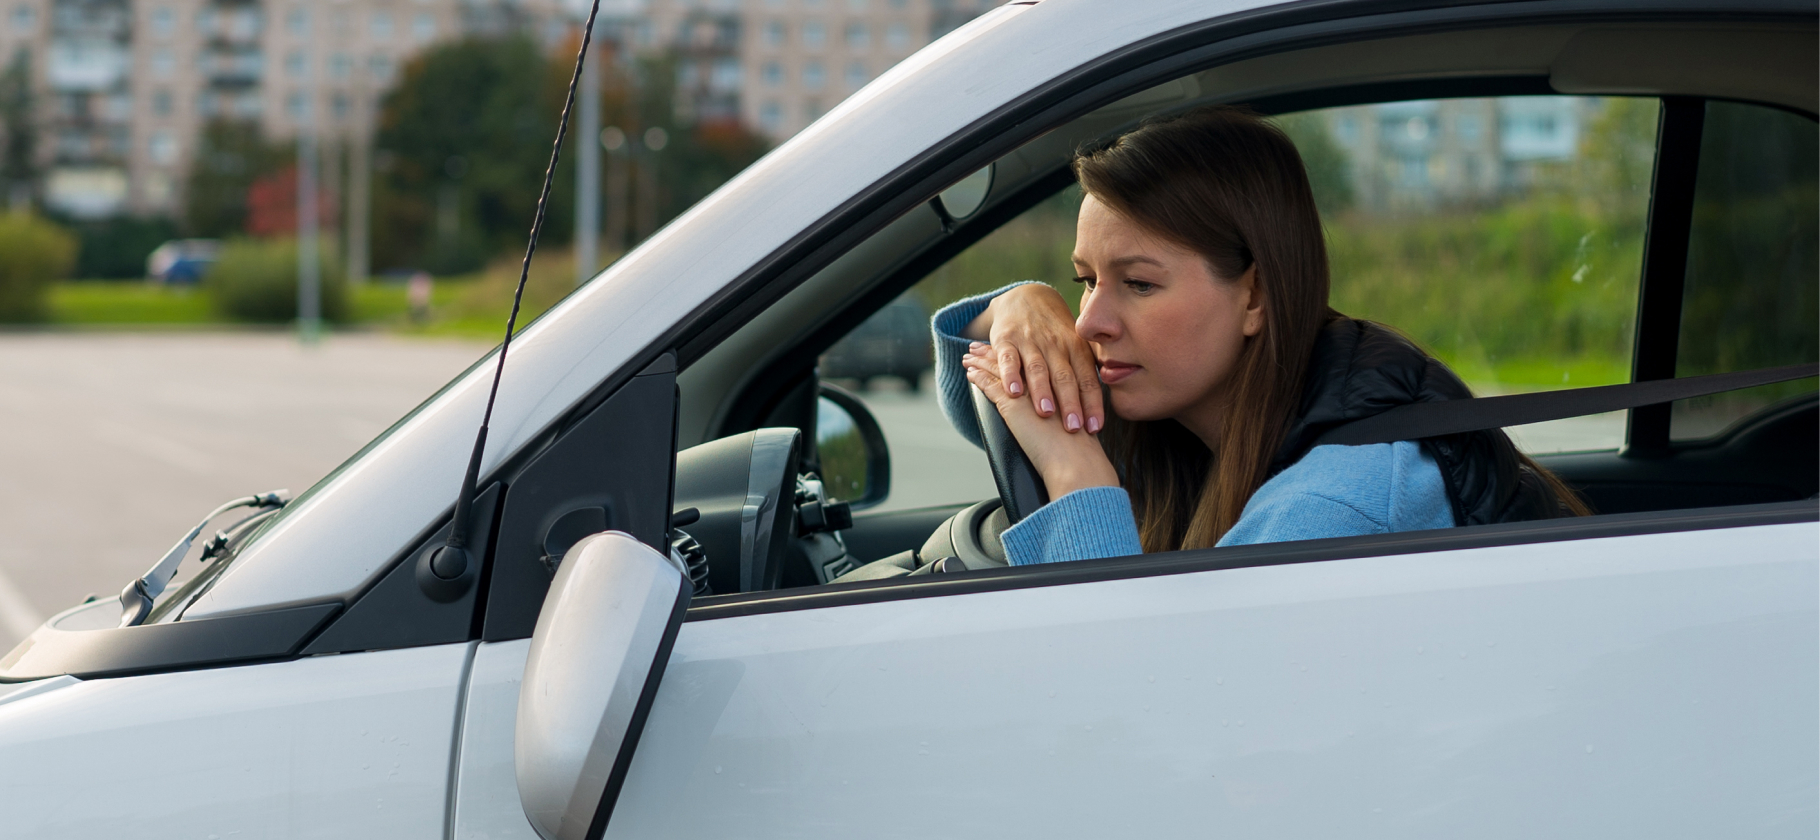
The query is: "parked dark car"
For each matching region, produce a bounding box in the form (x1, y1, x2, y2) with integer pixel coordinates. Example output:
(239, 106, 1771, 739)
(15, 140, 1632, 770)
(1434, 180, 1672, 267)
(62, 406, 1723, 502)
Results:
(819, 297, 933, 391)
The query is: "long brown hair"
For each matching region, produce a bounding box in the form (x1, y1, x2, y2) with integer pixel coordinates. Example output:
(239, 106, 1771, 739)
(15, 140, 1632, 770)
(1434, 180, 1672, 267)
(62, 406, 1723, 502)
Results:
(1074, 106, 1332, 550)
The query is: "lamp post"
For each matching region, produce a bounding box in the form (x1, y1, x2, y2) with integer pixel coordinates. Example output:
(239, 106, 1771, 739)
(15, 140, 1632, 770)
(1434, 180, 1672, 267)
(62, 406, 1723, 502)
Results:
(574, 17, 600, 287)
(297, 85, 322, 344)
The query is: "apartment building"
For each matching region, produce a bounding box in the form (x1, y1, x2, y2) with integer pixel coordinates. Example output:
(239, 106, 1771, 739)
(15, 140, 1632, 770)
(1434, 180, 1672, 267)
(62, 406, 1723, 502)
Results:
(2, 0, 565, 219)
(2, 0, 986, 220)
(630, 0, 990, 140)
(1322, 96, 1588, 210)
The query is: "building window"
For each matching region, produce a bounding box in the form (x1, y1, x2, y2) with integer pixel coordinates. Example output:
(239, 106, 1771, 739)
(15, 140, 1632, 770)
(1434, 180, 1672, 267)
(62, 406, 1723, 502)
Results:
(762, 61, 782, 87)
(10, 4, 32, 30)
(286, 92, 309, 119)
(802, 60, 825, 90)
(285, 50, 306, 77)
(369, 11, 393, 39)
(711, 58, 740, 92)
(845, 22, 867, 50)
(198, 92, 218, 116)
(151, 89, 173, 116)
(848, 0, 868, 9)
(150, 6, 176, 37)
(760, 100, 782, 133)
(805, 98, 823, 120)
(763, 20, 784, 48)
(330, 53, 351, 79)
(885, 22, 908, 49)
(369, 54, 393, 81)
(286, 7, 307, 35)
(412, 13, 434, 43)
(843, 61, 866, 88)
(331, 93, 350, 119)
(802, 20, 825, 50)
(151, 49, 175, 78)
(228, 91, 258, 118)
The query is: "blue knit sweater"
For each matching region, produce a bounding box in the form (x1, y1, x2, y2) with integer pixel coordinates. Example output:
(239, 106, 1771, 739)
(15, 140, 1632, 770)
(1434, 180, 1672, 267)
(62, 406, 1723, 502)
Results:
(932, 283, 1455, 565)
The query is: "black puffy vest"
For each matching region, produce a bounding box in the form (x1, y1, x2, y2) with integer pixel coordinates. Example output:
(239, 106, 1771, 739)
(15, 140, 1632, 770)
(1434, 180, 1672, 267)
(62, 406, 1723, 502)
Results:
(1271, 317, 1567, 526)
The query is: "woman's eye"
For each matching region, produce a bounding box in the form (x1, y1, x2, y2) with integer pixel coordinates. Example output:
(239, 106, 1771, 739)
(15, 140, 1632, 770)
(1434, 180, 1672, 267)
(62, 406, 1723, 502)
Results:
(1125, 280, 1156, 294)
(1072, 275, 1097, 290)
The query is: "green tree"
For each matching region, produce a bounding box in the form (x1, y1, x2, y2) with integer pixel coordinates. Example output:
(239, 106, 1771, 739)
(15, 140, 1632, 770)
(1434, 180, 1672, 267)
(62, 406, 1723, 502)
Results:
(1274, 111, 1355, 217)
(0, 47, 36, 208)
(0, 211, 76, 321)
(373, 36, 562, 274)
(184, 119, 289, 237)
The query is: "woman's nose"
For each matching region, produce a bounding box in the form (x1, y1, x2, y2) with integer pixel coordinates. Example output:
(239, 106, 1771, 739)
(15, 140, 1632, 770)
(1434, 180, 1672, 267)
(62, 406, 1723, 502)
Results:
(1076, 288, 1120, 344)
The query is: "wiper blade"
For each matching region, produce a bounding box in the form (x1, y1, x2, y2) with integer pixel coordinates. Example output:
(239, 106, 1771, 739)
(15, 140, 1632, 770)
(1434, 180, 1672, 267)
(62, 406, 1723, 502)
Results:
(119, 490, 288, 628)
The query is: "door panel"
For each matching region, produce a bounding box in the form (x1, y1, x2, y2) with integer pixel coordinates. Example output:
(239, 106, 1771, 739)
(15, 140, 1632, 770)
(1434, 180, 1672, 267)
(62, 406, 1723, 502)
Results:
(611, 523, 1817, 839)
(452, 639, 541, 840)
(0, 643, 471, 839)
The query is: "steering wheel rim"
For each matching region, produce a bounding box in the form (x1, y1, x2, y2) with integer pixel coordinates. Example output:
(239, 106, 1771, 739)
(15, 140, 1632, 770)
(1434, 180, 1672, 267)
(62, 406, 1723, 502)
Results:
(969, 384, 1049, 524)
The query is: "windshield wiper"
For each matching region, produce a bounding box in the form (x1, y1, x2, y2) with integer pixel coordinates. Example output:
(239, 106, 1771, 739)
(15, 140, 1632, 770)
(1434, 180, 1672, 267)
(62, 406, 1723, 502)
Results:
(119, 490, 288, 627)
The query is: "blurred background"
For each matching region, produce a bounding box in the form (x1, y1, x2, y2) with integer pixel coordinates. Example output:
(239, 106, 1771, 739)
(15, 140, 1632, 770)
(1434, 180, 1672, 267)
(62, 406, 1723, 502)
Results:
(0, 0, 998, 648)
(1, 0, 1807, 648)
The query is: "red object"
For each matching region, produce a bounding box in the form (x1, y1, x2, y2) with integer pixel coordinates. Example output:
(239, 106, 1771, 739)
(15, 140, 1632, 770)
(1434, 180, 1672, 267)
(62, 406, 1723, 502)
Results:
(245, 165, 337, 238)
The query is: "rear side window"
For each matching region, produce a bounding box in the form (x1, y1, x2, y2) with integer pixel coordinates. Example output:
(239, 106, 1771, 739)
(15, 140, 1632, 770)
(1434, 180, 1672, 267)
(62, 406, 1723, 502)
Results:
(1280, 96, 1659, 453)
(1670, 102, 1819, 439)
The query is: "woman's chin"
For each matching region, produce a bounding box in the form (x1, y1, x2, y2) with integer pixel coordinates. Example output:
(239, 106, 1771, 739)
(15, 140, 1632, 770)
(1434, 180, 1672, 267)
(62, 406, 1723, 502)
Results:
(1108, 392, 1174, 423)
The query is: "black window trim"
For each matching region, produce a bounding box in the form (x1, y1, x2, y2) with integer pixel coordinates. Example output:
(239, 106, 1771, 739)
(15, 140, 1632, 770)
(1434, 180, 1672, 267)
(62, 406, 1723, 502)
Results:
(685, 499, 1817, 622)
(1627, 95, 1708, 456)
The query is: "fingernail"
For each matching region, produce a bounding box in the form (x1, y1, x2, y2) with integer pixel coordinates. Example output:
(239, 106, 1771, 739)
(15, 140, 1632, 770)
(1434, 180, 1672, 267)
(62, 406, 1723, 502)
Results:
(1008, 382, 1023, 396)
(1040, 398, 1054, 413)
(1065, 413, 1081, 431)
(1087, 416, 1102, 433)
(969, 341, 985, 348)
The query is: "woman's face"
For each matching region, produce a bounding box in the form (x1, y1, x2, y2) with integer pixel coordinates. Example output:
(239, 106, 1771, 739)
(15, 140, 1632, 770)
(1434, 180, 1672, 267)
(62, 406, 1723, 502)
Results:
(1072, 194, 1264, 436)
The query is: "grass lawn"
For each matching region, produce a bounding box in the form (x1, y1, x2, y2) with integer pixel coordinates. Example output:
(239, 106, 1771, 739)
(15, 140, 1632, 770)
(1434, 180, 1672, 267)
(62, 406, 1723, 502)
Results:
(49, 281, 219, 325)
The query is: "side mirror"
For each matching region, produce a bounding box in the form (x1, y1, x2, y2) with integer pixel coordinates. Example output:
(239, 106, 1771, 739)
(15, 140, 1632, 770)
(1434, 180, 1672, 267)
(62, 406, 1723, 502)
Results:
(815, 382, 891, 509)
(516, 531, 689, 840)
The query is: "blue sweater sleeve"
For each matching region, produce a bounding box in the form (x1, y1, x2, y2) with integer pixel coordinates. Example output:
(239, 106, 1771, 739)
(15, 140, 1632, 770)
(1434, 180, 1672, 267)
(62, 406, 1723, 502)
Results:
(1000, 485, 1143, 565)
(930, 280, 1047, 450)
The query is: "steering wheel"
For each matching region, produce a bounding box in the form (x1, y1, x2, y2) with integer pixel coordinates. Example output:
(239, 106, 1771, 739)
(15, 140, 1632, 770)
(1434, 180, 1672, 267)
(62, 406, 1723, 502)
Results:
(969, 384, 1049, 524)
(828, 386, 1050, 582)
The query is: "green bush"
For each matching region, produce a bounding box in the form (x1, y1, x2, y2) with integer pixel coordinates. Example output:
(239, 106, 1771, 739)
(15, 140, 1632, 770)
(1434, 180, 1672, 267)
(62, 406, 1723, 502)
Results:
(0, 212, 77, 322)
(204, 237, 349, 323)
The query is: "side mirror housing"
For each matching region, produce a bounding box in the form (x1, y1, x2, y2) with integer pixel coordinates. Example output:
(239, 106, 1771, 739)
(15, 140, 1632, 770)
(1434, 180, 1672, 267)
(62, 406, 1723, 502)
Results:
(515, 531, 690, 840)
(815, 382, 891, 509)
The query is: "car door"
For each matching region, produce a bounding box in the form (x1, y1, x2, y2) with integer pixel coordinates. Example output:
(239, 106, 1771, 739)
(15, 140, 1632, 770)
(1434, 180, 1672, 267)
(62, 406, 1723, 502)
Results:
(603, 511, 1815, 838)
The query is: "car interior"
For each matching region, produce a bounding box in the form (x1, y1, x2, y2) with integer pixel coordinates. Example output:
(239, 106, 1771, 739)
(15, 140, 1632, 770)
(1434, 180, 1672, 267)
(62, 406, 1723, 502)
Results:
(667, 20, 1818, 599)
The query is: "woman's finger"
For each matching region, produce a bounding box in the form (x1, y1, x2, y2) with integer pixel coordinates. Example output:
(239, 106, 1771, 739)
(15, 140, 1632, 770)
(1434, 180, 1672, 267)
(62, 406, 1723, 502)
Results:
(1017, 350, 1058, 418)
(1044, 350, 1084, 432)
(1068, 343, 1106, 433)
(991, 343, 1025, 398)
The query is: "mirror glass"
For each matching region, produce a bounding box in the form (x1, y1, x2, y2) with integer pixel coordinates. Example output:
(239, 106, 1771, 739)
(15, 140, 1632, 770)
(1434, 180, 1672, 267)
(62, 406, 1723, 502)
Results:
(816, 396, 869, 502)
(937, 164, 993, 220)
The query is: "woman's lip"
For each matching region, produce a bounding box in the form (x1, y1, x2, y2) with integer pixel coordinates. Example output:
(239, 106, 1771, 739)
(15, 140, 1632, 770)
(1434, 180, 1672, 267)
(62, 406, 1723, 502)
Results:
(1098, 361, 1141, 384)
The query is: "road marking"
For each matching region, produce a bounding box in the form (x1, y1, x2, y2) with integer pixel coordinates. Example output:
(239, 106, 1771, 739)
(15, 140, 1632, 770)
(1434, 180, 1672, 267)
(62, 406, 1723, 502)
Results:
(0, 563, 45, 645)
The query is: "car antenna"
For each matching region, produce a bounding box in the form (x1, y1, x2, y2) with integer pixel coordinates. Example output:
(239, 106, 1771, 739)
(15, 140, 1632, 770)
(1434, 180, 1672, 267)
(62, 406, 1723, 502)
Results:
(426, 0, 604, 584)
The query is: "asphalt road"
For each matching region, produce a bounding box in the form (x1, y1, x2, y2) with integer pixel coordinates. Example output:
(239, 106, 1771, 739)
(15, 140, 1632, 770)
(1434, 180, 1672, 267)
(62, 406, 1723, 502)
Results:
(0, 332, 493, 650)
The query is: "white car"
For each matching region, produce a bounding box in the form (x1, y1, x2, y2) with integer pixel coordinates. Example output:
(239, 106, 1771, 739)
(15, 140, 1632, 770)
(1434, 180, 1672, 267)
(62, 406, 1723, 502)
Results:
(2, 0, 1815, 837)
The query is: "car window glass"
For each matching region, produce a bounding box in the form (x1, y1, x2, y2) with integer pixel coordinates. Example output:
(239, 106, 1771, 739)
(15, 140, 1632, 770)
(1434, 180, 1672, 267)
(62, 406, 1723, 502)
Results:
(819, 189, 1080, 512)
(1281, 96, 1659, 453)
(1670, 102, 1819, 439)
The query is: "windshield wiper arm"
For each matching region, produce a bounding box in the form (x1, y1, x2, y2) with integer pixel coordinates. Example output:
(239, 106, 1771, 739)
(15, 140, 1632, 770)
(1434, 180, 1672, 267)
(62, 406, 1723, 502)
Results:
(119, 490, 288, 628)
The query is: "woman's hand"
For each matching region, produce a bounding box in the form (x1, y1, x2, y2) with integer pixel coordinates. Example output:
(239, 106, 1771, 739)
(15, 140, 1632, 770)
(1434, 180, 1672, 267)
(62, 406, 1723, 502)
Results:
(963, 344, 1120, 498)
(961, 283, 1104, 434)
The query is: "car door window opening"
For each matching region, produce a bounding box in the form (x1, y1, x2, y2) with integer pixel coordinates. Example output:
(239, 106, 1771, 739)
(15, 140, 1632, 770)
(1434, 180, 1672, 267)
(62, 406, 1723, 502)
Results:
(669, 26, 1814, 610)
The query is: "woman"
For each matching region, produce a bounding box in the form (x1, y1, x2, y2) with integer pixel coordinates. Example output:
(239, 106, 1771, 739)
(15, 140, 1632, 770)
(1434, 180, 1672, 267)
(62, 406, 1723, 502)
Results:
(933, 107, 1582, 566)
